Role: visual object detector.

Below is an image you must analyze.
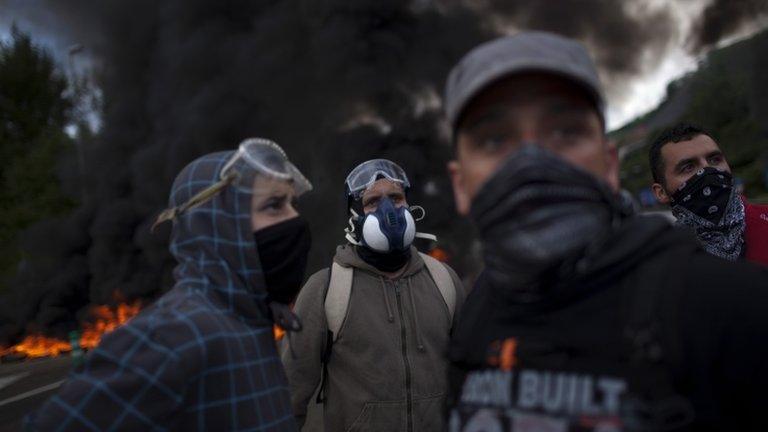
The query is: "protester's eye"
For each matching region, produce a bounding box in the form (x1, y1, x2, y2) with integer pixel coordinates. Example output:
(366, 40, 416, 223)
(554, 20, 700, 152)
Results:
(261, 196, 286, 212)
(680, 164, 694, 174)
(477, 134, 510, 153)
(363, 198, 379, 209)
(547, 124, 588, 147)
(708, 155, 724, 165)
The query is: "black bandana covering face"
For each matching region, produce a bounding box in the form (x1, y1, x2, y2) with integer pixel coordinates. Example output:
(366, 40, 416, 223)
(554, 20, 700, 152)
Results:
(470, 144, 628, 299)
(253, 215, 312, 304)
(670, 167, 745, 261)
(253, 216, 312, 331)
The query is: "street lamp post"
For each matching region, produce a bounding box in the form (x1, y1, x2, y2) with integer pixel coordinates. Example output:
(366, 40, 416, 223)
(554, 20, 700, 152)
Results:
(67, 44, 86, 200)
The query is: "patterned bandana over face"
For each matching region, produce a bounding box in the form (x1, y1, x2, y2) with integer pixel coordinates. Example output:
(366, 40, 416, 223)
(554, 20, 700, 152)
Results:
(670, 167, 745, 261)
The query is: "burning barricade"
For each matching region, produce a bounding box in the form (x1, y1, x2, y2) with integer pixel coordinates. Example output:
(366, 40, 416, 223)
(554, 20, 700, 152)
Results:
(0, 300, 142, 361)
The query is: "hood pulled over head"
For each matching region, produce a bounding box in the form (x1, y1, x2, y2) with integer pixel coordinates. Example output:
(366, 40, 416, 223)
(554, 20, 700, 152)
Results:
(167, 151, 269, 320)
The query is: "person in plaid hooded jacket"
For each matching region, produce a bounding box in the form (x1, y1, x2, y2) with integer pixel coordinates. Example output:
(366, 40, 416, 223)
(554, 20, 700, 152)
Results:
(27, 139, 313, 431)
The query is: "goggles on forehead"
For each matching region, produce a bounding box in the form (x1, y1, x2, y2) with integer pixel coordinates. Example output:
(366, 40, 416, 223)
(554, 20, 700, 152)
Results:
(345, 159, 410, 199)
(152, 138, 312, 231)
(221, 138, 312, 195)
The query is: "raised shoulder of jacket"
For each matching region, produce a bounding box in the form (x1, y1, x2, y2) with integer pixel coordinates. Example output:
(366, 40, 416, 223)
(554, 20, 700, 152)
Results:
(323, 254, 457, 344)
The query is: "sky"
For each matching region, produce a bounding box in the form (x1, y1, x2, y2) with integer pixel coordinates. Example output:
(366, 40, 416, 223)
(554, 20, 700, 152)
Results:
(603, 0, 766, 129)
(0, 1, 766, 131)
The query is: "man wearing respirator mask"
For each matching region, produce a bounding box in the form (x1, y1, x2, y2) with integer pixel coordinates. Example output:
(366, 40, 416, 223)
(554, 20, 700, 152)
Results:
(282, 159, 465, 432)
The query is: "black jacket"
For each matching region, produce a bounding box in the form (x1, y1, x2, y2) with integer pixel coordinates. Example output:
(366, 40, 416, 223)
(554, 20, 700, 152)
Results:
(448, 215, 768, 431)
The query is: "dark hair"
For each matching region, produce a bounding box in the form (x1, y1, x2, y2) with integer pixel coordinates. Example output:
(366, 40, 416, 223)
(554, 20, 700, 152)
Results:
(648, 123, 711, 184)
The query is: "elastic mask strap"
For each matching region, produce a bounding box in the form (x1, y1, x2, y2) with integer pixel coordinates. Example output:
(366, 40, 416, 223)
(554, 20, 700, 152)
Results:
(344, 208, 362, 246)
(151, 171, 238, 232)
(415, 232, 438, 242)
(345, 233, 362, 246)
(409, 205, 426, 221)
(407, 205, 436, 242)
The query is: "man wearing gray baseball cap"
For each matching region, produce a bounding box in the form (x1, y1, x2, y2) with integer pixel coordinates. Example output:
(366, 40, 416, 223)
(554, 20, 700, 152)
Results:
(444, 31, 768, 431)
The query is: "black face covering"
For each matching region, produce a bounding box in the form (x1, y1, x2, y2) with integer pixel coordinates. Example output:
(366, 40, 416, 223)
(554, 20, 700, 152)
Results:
(670, 167, 745, 260)
(357, 244, 412, 273)
(470, 145, 628, 299)
(253, 216, 312, 305)
(671, 167, 734, 224)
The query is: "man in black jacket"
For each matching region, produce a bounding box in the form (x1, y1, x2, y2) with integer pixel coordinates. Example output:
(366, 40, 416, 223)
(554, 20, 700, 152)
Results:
(444, 31, 768, 431)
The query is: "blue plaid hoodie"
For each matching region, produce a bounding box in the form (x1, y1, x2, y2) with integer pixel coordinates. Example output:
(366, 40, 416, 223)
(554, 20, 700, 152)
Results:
(26, 152, 298, 431)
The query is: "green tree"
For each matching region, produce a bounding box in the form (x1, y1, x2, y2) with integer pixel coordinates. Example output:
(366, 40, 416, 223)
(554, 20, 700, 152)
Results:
(0, 26, 76, 288)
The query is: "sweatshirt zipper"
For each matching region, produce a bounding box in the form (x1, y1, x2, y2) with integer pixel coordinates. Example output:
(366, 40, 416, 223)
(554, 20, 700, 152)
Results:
(394, 282, 413, 432)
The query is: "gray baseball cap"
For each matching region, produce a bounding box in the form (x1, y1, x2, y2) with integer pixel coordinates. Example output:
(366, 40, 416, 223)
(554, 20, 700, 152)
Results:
(444, 31, 605, 130)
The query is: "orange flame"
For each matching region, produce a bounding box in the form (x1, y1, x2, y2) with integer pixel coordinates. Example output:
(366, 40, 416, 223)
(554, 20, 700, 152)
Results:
(428, 247, 449, 262)
(0, 334, 72, 358)
(80, 301, 142, 350)
(273, 325, 286, 341)
(0, 300, 143, 359)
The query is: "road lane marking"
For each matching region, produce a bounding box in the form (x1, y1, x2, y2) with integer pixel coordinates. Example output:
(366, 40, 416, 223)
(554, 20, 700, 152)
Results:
(0, 380, 64, 407)
(0, 372, 30, 390)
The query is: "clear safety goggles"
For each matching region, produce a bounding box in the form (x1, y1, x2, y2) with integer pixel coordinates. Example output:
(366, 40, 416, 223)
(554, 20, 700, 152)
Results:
(345, 159, 410, 199)
(221, 138, 312, 196)
(152, 138, 312, 231)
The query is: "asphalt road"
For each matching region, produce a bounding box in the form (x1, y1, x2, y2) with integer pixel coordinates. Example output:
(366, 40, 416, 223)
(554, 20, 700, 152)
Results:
(0, 356, 324, 432)
(0, 357, 74, 432)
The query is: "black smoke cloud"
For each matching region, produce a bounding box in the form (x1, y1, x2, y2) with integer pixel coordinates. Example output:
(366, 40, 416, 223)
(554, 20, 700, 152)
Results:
(475, 0, 676, 89)
(691, 0, 768, 51)
(0, 0, 763, 340)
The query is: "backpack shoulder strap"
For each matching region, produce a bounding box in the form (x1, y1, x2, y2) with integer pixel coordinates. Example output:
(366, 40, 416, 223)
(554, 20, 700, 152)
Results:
(324, 262, 354, 342)
(419, 252, 456, 323)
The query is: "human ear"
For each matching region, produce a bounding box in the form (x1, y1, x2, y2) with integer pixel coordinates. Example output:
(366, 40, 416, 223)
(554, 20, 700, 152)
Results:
(604, 139, 620, 192)
(652, 183, 671, 204)
(448, 160, 471, 216)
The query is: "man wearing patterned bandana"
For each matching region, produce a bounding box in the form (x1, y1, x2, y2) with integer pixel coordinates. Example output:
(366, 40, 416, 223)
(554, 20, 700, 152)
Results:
(650, 123, 768, 266)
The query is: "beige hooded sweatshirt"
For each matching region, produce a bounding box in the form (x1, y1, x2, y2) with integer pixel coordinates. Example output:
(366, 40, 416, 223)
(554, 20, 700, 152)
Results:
(282, 244, 465, 432)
